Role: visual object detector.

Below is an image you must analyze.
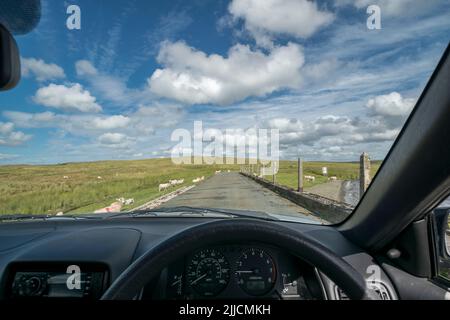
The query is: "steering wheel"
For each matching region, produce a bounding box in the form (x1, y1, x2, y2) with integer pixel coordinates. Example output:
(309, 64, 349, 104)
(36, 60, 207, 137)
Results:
(101, 219, 369, 300)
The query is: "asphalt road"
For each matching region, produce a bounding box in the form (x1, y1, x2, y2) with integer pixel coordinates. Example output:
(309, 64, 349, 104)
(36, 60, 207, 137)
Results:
(161, 172, 320, 221)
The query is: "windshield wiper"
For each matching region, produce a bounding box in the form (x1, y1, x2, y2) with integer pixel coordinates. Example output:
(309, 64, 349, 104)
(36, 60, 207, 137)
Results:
(0, 214, 100, 223)
(108, 206, 279, 221)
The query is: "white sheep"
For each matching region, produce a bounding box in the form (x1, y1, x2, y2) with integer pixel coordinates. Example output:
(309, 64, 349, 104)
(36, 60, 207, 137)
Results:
(116, 197, 126, 204)
(159, 183, 171, 192)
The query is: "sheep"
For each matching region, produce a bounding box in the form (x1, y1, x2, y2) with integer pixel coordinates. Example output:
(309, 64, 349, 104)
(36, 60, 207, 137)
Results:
(116, 197, 126, 204)
(171, 179, 184, 185)
(193, 176, 206, 183)
(97, 176, 103, 180)
(328, 176, 338, 181)
(159, 183, 171, 192)
(304, 175, 316, 182)
(116, 197, 135, 205)
(63, 176, 69, 179)
(168, 179, 184, 186)
(215, 170, 222, 174)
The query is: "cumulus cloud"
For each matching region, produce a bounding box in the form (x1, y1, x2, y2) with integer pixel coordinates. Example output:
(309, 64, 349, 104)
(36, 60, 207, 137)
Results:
(21, 57, 66, 82)
(149, 41, 304, 105)
(91, 115, 131, 130)
(3, 103, 183, 155)
(98, 132, 135, 149)
(265, 92, 414, 152)
(4, 111, 130, 133)
(0, 122, 31, 146)
(367, 92, 415, 117)
(228, 0, 334, 46)
(98, 132, 127, 145)
(33, 83, 103, 113)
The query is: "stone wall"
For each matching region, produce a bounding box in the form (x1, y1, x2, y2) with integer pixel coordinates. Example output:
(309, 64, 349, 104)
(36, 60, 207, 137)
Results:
(241, 173, 353, 224)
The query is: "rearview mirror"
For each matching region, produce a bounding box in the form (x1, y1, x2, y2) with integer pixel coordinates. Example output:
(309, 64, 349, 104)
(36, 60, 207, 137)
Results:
(0, 23, 20, 91)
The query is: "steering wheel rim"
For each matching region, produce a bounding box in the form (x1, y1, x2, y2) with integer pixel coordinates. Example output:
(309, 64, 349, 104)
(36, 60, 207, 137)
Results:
(101, 219, 368, 300)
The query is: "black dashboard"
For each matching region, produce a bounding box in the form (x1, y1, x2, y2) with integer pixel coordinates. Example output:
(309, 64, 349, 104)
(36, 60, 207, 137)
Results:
(0, 217, 398, 300)
(144, 244, 324, 300)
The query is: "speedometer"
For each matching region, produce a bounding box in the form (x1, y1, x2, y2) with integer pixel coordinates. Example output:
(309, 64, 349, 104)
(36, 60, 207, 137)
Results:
(235, 248, 276, 296)
(186, 249, 230, 297)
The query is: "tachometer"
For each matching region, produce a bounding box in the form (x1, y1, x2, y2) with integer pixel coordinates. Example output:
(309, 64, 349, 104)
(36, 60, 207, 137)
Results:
(186, 249, 230, 296)
(235, 248, 276, 296)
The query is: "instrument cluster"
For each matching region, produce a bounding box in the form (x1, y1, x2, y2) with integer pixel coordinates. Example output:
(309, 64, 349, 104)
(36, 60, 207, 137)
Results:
(150, 244, 323, 300)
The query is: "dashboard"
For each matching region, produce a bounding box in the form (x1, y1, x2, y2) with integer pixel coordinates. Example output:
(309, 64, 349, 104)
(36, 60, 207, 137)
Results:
(145, 244, 324, 300)
(0, 217, 398, 300)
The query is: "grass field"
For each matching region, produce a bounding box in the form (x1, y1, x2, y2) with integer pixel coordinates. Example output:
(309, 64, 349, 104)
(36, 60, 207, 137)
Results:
(0, 158, 382, 215)
(264, 160, 382, 191)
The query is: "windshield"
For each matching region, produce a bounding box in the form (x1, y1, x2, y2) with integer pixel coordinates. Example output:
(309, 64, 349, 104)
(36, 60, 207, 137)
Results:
(0, 0, 449, 225)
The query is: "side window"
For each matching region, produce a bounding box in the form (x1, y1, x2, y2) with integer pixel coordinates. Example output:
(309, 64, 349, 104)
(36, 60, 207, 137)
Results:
(435, 197, 450, 281)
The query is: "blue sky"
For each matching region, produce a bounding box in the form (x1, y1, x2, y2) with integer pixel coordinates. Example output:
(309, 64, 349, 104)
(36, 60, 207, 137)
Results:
(0, 0, 449, 164)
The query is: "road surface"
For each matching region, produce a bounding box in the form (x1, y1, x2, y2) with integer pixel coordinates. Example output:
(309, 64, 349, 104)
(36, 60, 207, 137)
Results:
(161, 172, 319, 221)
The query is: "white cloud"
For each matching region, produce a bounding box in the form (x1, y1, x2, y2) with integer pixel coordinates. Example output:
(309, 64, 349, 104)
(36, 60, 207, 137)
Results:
(98, 132, 127, 145)
(367, 92, 415, 117)
(0, 122, 14, 135)
(33, 83, 103, 113)
(75, 60, 99, 76)
(0, 122, 31, 146)
(228, 0, 334, 46)
(21, 57, 66, 82)
(264, 92, 415, 151)
(149, 41, 304, 105)
(267, 118, 303, 133)
(91, 115, 131, 130)
(98, 132, 133, 149)
(75, 60, 154, 107)
(1, 111, 58, 128)
(4, 111, 130, 132)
